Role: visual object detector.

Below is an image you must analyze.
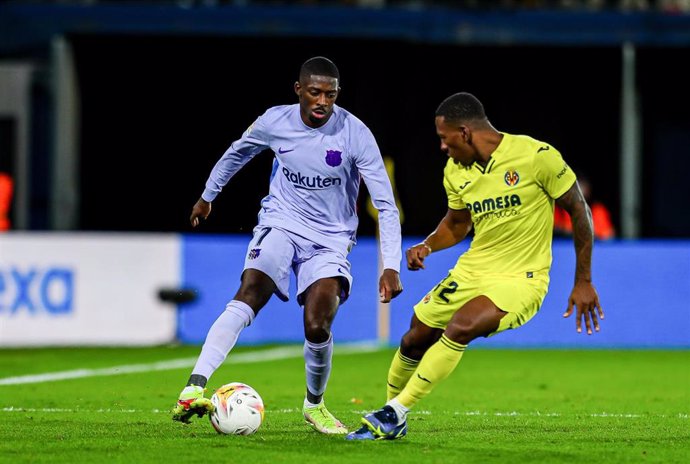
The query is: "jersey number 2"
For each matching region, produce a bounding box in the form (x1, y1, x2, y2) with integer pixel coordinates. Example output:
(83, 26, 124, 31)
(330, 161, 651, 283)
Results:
(437, 281, 458, 303)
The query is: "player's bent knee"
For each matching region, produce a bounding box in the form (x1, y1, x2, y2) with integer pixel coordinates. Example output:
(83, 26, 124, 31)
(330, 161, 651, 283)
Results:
(304, 324, 330, 343)
(400, 331, 437, 360)
(444, 321, 481, 345)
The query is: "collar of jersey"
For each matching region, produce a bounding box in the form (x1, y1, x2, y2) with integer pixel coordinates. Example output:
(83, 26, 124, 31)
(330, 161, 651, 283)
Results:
(472, 132, 511, 174)
(491, 132, 511, 161)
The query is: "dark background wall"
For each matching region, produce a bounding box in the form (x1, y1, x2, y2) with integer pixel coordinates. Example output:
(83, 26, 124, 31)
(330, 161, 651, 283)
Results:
(637, 47, 690, 238)
(2, 3, 689, 238)
(72, 35, 623, 236)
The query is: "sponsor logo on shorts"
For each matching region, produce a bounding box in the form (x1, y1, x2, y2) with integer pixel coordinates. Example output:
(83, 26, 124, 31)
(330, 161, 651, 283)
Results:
(248, 248, 261, 260)
(422, 293, 431, 304)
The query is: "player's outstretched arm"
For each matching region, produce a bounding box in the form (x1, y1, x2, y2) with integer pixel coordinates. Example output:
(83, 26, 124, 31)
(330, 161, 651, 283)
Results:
(190, 198, 211, 228)
(407, 208, 472, 271)
(379, 268, 403, 303)
(556, 182, 605, 334)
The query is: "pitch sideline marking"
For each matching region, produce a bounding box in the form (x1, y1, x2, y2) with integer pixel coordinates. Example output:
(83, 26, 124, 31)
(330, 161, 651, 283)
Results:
(0, 343, 380, 386)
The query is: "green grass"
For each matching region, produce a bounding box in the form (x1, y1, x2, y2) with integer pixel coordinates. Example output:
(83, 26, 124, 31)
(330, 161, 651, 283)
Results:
(0, 346, 688, 463)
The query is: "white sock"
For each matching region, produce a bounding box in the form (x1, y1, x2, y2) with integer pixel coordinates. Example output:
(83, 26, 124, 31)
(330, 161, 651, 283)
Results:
(303, 398, 322, 408)
(304, 334, 333, 399)
(191, 300, 254, 380)
(386, 398, 410, 425)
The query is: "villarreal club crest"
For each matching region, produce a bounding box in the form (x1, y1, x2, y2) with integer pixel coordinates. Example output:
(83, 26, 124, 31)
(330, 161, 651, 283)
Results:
(504, 170, 520, 187)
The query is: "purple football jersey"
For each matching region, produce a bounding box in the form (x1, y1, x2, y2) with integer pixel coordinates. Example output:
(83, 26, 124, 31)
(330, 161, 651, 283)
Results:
(201, 104, 401, 271)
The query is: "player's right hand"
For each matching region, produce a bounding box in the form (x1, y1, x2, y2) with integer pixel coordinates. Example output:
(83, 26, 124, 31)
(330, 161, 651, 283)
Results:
(190, 198, 211, 227)
(406, 243, 431, 271)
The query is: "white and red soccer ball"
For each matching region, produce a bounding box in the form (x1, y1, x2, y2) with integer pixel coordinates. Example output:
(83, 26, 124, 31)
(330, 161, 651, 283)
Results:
(209, 382, 265, 435)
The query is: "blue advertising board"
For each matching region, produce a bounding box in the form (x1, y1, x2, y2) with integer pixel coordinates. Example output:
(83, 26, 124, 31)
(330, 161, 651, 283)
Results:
(180, 235, 690, 348)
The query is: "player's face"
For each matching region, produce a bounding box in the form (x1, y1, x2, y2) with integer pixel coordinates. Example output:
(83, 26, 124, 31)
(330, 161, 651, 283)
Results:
(295, 75, 339, 128)
(435, 116, 474, 166)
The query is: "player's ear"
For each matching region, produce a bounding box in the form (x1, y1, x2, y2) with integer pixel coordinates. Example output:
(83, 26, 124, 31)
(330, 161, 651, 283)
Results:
(294, 81, 301, 96)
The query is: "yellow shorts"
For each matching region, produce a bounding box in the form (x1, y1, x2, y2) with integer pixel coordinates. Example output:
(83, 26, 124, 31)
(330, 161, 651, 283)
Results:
(413, 270, 549, 337)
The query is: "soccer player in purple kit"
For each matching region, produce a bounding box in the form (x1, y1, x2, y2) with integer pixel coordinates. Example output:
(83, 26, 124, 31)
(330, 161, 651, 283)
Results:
(172, 56, 403, 434)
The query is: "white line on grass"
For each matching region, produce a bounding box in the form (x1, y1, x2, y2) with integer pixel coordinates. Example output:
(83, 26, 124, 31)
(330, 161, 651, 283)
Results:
(0, 343, 381, 386)
(1, 407, 686, 419)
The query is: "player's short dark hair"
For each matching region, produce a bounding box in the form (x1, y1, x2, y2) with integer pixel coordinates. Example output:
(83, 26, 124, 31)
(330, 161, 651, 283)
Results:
(436, 92, 486, 123)
(299, 56, 340, 83)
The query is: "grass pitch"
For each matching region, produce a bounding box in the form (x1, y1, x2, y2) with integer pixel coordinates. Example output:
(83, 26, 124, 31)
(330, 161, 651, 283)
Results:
(0, 345, 687, 464)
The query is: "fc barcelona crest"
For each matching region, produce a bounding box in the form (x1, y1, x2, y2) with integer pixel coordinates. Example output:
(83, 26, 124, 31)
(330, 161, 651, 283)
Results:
(248, 248, 261, 260)
(325, 150, 342, 167)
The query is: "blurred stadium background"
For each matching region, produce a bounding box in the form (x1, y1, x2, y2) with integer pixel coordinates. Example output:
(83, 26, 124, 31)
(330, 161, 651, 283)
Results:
(1, 0, 689, 348)
(1, 3, 688, 463)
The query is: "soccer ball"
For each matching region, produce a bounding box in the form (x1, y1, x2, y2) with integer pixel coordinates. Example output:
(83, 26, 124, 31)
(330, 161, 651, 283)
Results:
(209, 382, 265, 435)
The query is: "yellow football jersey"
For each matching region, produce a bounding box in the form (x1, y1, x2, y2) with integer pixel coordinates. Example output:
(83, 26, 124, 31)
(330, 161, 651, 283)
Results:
(444, 133, 576, 280)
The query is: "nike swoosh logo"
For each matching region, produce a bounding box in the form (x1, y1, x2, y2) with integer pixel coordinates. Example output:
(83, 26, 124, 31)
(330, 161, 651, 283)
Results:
(459, 181, 471, 190)
(416, 373, 431, 383)
(387, 382, 399, 389)
(537, 146, 550, 153)
(278, 147, 295, 154)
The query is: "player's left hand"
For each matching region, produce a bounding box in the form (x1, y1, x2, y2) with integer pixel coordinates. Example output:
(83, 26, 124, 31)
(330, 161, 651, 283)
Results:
(563, 279, 604, 335)
(379, 269, 403, 303)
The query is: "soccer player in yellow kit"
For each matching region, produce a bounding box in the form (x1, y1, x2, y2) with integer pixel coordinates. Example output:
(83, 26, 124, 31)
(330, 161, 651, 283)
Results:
(347, 92, 604, 441)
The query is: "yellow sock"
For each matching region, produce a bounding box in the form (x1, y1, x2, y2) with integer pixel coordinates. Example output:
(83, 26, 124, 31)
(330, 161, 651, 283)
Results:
(386, 349, 420, 401)
(397, 335, 466, 409)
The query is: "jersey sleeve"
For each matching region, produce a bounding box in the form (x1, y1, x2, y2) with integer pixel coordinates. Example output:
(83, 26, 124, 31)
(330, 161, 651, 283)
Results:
(443, 161, 467, 210)
(532, 144, 577, 200)
(201, 111, 271, 202)
(353, 125, 402, 272)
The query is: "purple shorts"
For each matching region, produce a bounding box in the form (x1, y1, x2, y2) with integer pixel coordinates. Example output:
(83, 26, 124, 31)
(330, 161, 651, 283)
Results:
(243, 226, 353, 305)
